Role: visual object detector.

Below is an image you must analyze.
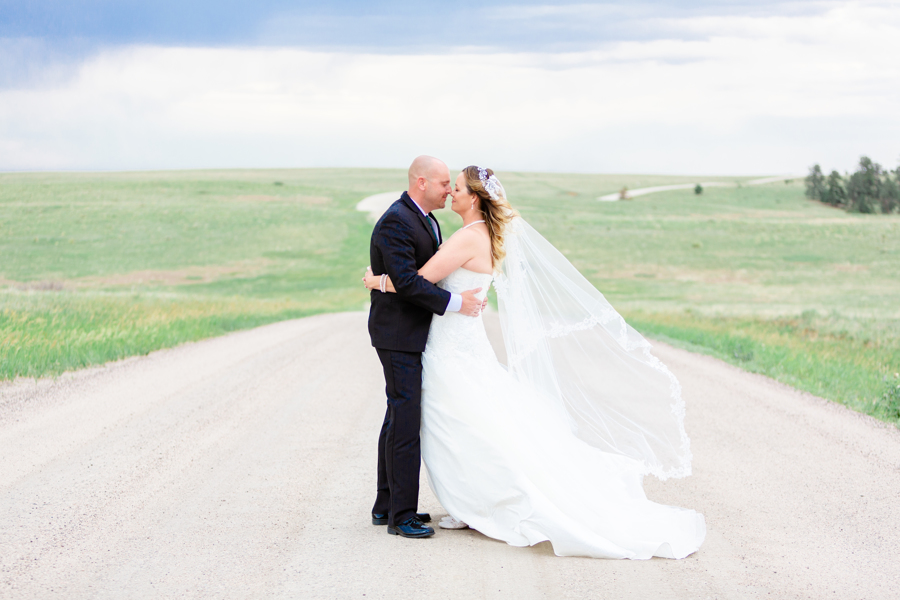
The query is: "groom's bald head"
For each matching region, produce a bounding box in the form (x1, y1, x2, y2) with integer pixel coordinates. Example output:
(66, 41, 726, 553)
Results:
(408, 155, 446, 187)
(407, 155, 451, 212)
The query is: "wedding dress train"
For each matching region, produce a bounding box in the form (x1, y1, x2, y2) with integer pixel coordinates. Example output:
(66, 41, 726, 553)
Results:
(420, 267, 706, 559)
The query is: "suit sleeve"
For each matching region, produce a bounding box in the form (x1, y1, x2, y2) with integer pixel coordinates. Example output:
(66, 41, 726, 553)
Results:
(374, 214, 451, 315)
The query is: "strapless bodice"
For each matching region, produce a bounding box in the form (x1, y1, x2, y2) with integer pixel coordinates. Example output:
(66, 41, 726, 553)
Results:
(424, 268, 496, 361)
(436, 267, 493, 298)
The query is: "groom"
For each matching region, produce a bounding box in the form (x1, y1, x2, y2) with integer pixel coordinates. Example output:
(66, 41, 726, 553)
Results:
(367, 156, 483, 538)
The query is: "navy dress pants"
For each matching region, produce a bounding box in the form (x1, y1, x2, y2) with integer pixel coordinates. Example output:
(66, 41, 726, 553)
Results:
(373, 348, 423, 527)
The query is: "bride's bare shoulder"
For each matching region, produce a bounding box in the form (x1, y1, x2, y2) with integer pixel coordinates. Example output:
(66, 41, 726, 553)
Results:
(446, 224, 490, 246)
(442, 224, 492, 273)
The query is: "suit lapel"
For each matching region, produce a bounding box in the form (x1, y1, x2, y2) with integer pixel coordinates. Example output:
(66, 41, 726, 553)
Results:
(400, 193, 439, 251)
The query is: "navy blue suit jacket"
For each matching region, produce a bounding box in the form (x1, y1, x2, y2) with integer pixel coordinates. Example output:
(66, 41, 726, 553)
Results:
(368, 192, 452, 353)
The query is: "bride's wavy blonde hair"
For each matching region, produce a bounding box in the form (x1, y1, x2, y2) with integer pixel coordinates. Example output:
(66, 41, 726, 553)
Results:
(461, 166, 518, 268)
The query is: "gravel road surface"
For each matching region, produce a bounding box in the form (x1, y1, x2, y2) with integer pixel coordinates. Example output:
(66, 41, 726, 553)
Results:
(2, 312, 898, 599)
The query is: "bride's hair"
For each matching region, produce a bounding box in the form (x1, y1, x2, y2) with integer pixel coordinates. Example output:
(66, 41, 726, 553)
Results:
(462, 166, 518, 267)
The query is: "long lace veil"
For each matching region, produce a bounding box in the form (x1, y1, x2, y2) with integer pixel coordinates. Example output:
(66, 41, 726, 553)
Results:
(493, 217, 692, 480)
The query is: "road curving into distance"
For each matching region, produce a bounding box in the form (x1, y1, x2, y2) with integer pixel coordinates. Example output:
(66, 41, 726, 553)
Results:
(1, 311, 898, 599)
(596, 175, 805, 201)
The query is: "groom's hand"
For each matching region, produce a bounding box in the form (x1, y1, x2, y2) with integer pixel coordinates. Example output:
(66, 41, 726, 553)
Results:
(460, 288, 483, 317)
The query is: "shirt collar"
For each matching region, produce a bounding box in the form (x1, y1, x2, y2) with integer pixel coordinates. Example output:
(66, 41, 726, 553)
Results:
(408, 195, 430, 218)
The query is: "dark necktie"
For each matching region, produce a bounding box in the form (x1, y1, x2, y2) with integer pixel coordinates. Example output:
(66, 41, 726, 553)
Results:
(426, 214, 440, 244)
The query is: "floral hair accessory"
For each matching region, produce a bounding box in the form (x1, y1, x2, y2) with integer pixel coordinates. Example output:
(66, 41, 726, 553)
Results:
(476, 167, 504, 201)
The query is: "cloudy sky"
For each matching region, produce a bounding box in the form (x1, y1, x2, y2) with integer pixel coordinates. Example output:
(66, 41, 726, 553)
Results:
(1, 0, 898, 174)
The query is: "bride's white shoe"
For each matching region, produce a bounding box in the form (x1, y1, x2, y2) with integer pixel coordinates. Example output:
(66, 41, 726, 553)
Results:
(438, 515, 469, 530)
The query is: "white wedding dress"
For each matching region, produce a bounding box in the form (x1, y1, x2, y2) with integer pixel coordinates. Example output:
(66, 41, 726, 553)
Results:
(420, 265, 706, 559)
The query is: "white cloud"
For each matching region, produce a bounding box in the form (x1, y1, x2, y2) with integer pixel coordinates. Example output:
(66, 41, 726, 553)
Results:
(1, 1, 898, 174)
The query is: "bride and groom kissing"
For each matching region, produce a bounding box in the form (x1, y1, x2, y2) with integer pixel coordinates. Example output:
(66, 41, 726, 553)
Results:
(363, 156, 706, 559)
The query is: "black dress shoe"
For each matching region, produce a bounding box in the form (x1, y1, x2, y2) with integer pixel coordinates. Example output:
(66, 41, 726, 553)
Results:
(372, 512, 431, 525)
(387, 517, 435, 538)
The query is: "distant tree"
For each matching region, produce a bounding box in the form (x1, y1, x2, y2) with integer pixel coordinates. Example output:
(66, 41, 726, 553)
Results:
(882, 169, 900, 214)
(805, 164, 825, 200)
(822, 170, 846, 207)
(845, 156, 883, 214)
(694, 184, 703, 195)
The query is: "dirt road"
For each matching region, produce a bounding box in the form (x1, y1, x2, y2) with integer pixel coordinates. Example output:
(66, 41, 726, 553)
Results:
(595, 176, 804, 201)
(2, 312, 898, 599)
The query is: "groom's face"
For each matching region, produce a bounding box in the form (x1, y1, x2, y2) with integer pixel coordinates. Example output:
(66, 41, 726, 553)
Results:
(424, 166, 452, 211)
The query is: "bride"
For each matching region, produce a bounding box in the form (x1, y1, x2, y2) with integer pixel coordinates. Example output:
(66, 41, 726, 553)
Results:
(364, 166, 706, 559)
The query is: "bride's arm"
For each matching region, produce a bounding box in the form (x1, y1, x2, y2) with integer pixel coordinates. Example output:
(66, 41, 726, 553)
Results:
(364, 230, 479, 293)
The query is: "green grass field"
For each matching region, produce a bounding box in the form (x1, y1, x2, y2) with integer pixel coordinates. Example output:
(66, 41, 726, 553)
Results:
(2, 169, 898, 424)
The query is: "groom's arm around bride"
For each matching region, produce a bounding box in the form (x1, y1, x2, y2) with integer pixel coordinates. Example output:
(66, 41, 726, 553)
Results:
(367, 204, 453, 350)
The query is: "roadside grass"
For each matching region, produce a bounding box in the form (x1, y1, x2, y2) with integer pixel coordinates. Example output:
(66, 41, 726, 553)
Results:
(2, 169, 898, 425)
(0, 168, 387, 379)
(0, 289, 356, 379)
(624, 311, 900, 422)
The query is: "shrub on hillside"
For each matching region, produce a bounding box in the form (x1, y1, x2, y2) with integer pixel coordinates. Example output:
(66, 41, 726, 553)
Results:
(694, 184, 703, 195)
